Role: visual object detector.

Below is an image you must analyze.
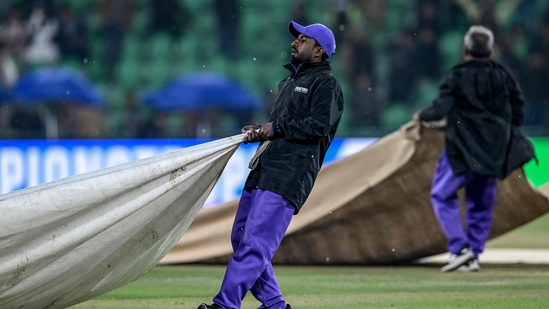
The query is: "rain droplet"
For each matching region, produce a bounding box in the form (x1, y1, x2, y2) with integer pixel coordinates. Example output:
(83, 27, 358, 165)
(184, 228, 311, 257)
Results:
(326, 257, 330, 261)
(66, 91, 70, 95)
(392, 248, 395, 252)
(253, 57, 256, 61)
(83, 58, 88, 64)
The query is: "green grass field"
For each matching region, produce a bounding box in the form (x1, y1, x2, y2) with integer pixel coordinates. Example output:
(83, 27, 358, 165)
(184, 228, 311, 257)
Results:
(487, 213, 549, 249)
(71, 214, 549, 309)
(73, 264, 549, 309)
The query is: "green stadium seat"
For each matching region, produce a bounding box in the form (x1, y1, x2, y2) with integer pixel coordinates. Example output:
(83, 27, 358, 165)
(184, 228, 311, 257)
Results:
(87, 37, 107, 82)
(235, 60, 261, 92)
(102, 86, 125, 109)
(133, 0, 148, 8)
(261, 61, 285, 89)
(381, 103, 412, 131)
(208, 56, 229, 75)
(194, 9, 216, 33)
(385, 0, 407, 35)
(200, 37, 220, 61)
(56, 0, 91, 14)
(86, 58, 106, 83)
(241, 13, 264, 43)
(141, 59, 171, 88)
(121, 35, 141, 60)
(536, 0, 549, 17)
(87, 12, 101, 34)
(61, 57, 83, 70)
(131, 9, 149, 35)
(439, 30, 464, 71)
(116, 59, 141, 91)
(239, 0, 262, 9)
(306, 3, 325, 23)
(150, 33, 173, 60)
(413, 78, 439, 110)
(181, 0, 211, 17)
(177, 35, 199, 63)
(511, 36, 529, 61)
(176, 58, 200, 75)
(104, 109, 124, 137)
(271, 2, 290, 20)
(89, 38, 103, 61)
(167, 113, 183, 138)
(176, 34, 203, 74)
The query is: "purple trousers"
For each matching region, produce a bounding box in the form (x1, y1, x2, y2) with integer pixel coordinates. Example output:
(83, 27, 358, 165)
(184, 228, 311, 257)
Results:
(213, 189, 295, 309)
(430, 150, 497, 259)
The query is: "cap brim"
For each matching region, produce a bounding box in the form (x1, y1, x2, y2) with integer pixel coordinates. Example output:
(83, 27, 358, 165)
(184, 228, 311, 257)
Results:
(288, 21, 306, 38)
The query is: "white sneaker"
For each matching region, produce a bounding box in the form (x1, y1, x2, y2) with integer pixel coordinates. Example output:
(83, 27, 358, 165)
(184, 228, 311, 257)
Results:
(457, 259, 480, 272)
(441, 247, 475, 272)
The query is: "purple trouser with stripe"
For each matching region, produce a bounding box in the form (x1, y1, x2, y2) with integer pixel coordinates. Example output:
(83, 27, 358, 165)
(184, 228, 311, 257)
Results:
(430, 150, 497, 259)
(213, 188, 294, 309)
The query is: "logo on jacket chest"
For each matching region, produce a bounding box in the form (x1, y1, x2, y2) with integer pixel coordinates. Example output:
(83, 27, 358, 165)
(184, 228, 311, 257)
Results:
(294, 86, 309, 94)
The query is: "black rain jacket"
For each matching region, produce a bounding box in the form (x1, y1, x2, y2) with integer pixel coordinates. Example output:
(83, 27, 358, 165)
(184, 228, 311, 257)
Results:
(419, 59, 536, 179)
(244, 61, 344, 213)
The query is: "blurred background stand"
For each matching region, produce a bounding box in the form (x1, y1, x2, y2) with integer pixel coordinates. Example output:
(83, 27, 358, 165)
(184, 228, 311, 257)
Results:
(143, 72, 262, 138)
(10, 66, 103, 139)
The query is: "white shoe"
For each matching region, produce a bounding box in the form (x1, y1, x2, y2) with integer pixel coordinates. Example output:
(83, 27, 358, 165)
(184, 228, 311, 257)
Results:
(457, 259, 480, 272)
(441, 247, 475, 272)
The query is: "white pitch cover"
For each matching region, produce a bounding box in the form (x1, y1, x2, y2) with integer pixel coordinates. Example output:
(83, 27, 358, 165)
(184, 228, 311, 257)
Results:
(0, 134, 242, 308)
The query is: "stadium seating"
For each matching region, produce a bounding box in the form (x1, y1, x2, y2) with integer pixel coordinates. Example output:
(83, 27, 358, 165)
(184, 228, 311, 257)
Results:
(13, 0, 544, 139)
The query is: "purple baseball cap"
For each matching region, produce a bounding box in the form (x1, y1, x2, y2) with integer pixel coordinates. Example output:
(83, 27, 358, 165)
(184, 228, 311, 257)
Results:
(288, 21, 336, 57)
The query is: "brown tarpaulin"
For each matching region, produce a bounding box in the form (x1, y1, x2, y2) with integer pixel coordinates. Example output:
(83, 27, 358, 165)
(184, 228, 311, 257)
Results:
(160, 122, 549, 265)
